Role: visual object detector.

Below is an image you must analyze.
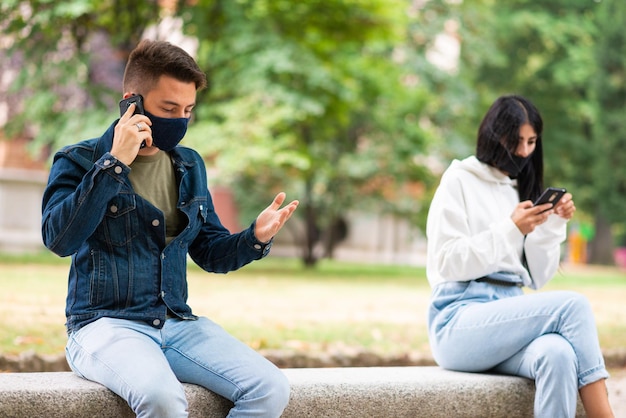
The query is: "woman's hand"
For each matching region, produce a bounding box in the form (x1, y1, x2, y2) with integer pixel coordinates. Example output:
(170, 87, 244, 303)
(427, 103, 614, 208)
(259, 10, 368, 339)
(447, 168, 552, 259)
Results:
(511, 201, 553, 235)
(512, 192, 576, 235)
(553, 192, 576, 220)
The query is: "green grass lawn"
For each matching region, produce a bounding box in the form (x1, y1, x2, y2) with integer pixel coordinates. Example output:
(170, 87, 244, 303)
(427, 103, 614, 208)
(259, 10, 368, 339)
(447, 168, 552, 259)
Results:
(0, 251, 624, 357)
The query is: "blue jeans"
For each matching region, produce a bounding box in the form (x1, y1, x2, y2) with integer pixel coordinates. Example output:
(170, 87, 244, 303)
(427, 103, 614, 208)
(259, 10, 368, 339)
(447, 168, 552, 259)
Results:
(66, 317, 290, 417)
(428, 281, 609, 418)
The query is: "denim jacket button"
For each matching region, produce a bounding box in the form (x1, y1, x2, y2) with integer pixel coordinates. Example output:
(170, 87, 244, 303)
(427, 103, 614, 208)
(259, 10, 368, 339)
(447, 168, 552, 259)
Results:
(103, 159, 111, 166)
(254, 244, 262, 250)
(152, 219, 160, 227)
(152, 319, 161, 326)
(114, 166, 123, 174)
(110, 205, 118, 213)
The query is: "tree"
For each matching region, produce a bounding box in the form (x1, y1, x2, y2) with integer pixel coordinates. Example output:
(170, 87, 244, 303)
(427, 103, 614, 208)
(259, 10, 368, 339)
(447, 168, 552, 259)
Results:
(0, 0, 162, 151)
(449, 0, 624, 264)
(2, 0, 444, 267)
(181, 0, 439, 266)
(587, 0, 626, 262)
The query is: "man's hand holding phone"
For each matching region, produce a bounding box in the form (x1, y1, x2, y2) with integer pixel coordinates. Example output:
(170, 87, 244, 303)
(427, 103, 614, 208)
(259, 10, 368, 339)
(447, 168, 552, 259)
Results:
(112, 95, 153, 166)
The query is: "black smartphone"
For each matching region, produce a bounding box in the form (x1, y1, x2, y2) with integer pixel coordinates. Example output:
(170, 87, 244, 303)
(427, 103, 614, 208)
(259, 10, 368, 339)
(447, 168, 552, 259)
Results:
(533, 187, 566, 207)
(118, 94, 145, 117)
(118, 95, 146, 148)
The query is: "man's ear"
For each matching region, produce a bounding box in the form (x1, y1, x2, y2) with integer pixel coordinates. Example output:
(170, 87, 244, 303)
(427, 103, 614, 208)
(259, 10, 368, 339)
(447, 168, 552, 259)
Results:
(122, 92, 135, 99)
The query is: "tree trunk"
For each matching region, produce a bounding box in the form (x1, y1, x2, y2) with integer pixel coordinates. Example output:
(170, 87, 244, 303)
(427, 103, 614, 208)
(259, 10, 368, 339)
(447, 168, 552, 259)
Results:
(588, 214, 615, 265)
(323, 216, 348, 259)
(301, 176, 319, 268)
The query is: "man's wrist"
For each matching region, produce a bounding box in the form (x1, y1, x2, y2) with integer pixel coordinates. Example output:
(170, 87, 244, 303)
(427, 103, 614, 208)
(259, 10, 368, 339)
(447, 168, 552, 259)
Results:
(97, 152, 129, 175)
(250, 222, 273, 255)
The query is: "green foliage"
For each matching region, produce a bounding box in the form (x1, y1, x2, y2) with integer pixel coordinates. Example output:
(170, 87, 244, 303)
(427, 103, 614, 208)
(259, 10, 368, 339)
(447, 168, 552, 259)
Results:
(181, 0, 439, 263)
(1, 0, 162, 152)
(3, 0, 625, 265)
(590, 0, 626, 225)
(3, 0, 443, 266)
(447, 0, 625, 263)
(453, 0, 599, 158)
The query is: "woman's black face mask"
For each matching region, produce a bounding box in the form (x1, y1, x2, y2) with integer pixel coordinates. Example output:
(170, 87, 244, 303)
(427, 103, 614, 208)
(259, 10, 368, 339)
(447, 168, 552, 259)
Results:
(494, 143, 531, 178)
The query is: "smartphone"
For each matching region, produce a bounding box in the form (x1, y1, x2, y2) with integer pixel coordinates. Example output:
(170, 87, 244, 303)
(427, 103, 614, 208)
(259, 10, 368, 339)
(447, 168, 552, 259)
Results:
(118, 94, 144, 117)
(533, 187, 566, 207)
(118, 95, 146, 148)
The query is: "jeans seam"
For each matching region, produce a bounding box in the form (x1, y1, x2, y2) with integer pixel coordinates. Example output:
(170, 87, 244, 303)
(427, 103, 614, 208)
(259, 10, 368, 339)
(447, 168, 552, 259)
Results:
(68, 332, 135, 393)
(163, 345, 245, 399)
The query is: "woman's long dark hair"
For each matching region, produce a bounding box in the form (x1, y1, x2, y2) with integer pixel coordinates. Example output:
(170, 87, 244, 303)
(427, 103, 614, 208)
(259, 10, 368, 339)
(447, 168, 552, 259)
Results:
(476, 95, 544, 202)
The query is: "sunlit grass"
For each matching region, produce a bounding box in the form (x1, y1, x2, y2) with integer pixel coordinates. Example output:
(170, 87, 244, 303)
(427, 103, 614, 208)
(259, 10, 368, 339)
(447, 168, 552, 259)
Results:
(0, 253, 623, 357)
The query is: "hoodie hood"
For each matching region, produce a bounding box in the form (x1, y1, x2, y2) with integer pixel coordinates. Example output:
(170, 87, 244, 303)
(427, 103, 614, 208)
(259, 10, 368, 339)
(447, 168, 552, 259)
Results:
(449, 156, 515, 186)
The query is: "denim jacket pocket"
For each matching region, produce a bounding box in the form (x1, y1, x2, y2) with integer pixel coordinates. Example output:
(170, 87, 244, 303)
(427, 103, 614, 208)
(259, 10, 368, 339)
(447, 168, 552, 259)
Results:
(88, 249, 107, 306)
(103, 193, 138, 246)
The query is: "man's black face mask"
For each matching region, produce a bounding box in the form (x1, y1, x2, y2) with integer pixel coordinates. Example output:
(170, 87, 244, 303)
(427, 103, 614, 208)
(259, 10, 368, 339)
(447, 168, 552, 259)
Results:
(145, 109, 189, 152)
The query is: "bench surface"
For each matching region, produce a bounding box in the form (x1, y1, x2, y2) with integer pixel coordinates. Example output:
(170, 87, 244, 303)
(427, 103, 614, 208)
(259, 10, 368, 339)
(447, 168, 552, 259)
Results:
(0, 366, 586, 417)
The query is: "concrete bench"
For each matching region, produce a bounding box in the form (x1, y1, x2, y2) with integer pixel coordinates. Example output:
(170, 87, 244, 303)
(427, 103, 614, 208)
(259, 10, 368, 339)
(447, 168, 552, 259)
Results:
(0, 366, 585, 417)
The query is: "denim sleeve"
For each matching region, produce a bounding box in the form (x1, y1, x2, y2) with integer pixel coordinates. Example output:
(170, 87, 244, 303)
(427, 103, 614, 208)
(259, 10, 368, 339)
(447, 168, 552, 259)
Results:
(187, 194, 272, 274)
(41, 150, 130, 256)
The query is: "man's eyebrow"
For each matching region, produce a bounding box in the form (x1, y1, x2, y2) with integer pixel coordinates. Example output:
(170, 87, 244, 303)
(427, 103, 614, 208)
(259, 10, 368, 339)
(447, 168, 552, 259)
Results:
(161, 99, 196, 108)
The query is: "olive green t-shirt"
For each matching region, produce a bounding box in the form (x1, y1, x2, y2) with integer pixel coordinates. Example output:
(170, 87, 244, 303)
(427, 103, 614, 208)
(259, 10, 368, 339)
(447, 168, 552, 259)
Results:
(129, 151, 184, 244)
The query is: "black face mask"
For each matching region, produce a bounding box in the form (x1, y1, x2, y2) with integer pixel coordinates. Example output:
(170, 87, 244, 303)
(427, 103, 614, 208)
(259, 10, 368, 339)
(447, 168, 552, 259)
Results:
(144, 110, 189, 152)
(495, 150, 531, 178)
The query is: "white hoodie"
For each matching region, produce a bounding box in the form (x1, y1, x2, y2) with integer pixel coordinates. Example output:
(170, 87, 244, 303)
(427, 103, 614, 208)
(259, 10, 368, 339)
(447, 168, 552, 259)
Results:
(426, 156, 567, 290)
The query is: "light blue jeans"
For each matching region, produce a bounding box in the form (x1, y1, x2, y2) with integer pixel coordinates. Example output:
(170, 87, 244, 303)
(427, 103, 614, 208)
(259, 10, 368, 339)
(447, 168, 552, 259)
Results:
(428, 280, 609, 418)
(66, 317, 290, 418)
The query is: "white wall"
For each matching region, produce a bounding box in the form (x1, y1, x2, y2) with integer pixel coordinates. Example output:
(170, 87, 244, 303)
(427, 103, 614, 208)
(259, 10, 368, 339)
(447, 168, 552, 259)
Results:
(0, 168, 427, 265)
(0, 169, 48, 253)
(270, 212, 427, 266)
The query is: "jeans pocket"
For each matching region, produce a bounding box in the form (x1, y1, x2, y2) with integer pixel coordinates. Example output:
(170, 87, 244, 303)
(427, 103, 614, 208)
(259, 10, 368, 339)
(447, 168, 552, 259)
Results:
(430, 281, 471, 312)
(428, 281, 472, 333)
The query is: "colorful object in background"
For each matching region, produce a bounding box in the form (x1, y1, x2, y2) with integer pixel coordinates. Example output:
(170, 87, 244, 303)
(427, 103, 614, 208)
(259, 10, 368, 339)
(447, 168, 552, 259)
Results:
(614, 248, 626, 270)
(567, 222, 595, 264)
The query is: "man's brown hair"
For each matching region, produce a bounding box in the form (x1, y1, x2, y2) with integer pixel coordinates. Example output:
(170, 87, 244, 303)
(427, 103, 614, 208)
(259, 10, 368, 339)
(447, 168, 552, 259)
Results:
(123, 39, 207, 94)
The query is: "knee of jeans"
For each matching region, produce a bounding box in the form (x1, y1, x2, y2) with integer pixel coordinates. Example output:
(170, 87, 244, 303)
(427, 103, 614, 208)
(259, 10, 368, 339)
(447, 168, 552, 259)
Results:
(131, 383, 188, 418)
(563, 291, 593, 316)
(263, 368, 290, 412)
(536, 334, 577, 375)
(240, 367, 290, 416)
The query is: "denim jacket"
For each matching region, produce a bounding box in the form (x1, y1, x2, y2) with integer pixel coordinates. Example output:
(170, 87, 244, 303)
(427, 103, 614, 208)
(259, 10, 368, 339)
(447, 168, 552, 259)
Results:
(42, 122, 271, 333)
